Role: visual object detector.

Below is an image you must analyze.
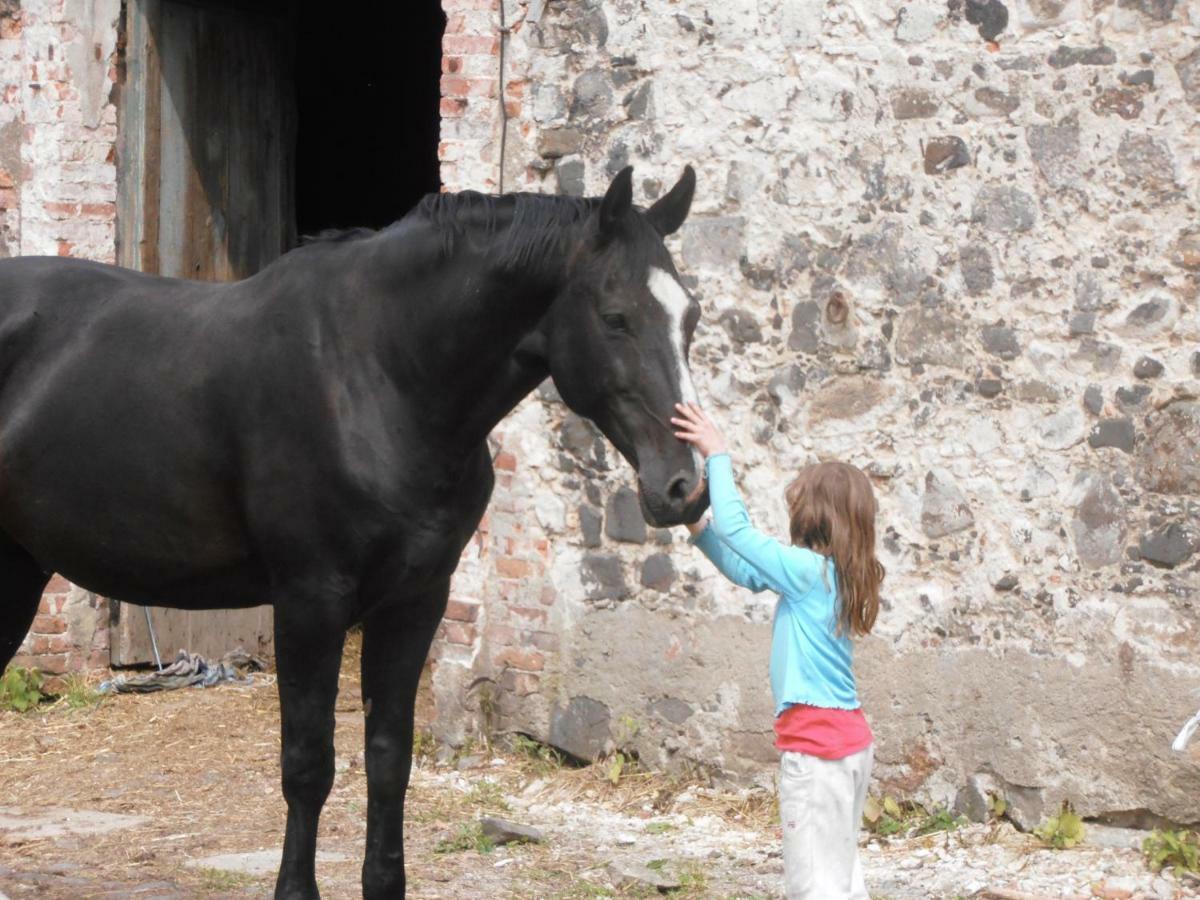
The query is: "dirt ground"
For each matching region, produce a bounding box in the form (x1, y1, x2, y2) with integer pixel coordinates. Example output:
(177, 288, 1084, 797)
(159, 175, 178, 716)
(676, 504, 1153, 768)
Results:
(1, 635, 1196, 900)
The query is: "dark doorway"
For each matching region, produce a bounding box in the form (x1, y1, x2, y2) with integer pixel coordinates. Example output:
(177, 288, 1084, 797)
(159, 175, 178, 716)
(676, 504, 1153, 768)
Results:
(293, 1, 446, 237)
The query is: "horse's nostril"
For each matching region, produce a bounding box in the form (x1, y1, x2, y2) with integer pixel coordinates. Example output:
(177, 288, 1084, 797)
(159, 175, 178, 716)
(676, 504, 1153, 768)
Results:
(667, 473, 692, 503)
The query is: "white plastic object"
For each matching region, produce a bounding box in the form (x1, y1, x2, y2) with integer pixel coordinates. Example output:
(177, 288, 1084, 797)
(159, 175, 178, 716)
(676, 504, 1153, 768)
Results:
(1172, 708, 1200, 753)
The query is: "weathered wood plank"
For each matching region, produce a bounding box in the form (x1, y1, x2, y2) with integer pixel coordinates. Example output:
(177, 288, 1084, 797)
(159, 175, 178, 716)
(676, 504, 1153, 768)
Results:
(112, 0, 293, 666)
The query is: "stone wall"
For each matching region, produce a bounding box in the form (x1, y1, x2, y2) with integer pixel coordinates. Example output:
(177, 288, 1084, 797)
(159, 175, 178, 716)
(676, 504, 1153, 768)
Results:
(4, 0, 121, 672)
(431, 0, 1200, 827)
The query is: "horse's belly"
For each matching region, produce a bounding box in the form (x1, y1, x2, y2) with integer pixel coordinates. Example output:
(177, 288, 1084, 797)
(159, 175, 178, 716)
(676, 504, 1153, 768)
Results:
(0, 441, 256, 601)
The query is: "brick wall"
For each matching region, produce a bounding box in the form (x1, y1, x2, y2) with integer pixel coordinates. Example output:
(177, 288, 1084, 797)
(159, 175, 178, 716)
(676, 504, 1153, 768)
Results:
(11, 576, 109, 675)
(438, 0, 504, 192)
(7, 0, 122, 673)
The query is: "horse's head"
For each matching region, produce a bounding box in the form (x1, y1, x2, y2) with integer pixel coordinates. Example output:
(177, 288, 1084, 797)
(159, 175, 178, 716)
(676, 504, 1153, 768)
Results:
(545, 166, 709, 527)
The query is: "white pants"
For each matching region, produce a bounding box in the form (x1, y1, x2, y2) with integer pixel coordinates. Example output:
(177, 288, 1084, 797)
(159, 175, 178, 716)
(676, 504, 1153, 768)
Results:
(778, 745, 873, 899)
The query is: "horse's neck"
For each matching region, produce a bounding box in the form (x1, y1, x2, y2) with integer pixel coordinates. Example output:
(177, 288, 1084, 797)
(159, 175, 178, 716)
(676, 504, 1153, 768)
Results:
(364, 216, 572, 449)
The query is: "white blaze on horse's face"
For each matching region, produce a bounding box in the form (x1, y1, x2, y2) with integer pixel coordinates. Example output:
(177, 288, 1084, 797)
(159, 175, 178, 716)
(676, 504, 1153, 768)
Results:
(646, 267, 703, 468)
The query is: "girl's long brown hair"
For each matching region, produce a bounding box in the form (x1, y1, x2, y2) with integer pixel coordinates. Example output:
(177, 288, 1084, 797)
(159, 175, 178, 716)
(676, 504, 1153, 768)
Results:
(785, 461, 884, 637)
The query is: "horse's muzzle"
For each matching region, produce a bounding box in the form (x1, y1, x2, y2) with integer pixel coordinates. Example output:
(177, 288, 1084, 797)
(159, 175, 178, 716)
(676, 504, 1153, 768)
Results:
(639, 473, 710, 527)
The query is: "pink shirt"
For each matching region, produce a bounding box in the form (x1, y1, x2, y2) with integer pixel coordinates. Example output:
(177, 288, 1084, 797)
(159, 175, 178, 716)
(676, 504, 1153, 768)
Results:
(774, 703, 873, 760)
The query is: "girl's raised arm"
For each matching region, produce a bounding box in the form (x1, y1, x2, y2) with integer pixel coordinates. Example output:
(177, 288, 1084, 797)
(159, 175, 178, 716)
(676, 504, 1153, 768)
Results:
(673, 404, 819, 598)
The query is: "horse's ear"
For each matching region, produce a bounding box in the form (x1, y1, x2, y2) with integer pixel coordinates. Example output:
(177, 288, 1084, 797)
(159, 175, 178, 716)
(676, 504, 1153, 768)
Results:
(599, 166, 634, 237)
(646, 165, 695, 237)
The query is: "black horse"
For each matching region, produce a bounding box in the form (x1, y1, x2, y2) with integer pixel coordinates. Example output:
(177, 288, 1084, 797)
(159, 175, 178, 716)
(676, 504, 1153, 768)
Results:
(0, 166, 707, 897)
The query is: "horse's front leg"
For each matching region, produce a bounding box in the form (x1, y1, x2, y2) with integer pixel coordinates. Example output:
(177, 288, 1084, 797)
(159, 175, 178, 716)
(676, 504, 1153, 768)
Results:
(273, 595, 348, 900)
(360, 578, 449, 899)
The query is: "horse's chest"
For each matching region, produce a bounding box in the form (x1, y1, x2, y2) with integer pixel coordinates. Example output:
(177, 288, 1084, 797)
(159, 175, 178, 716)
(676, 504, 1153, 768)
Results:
(378, 452, 494, 583)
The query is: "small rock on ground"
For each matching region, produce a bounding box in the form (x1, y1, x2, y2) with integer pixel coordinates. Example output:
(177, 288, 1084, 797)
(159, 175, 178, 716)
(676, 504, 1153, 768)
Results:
(480, 815, 545, 845)
(606, 858, 682, 891)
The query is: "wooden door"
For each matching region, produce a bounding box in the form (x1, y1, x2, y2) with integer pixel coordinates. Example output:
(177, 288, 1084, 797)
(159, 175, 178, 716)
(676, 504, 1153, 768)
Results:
(112, 0, 294, 665)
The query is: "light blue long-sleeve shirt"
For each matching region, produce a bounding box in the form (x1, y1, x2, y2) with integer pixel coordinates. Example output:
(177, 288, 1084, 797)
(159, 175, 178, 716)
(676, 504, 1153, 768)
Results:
(690, 453, 860, 715)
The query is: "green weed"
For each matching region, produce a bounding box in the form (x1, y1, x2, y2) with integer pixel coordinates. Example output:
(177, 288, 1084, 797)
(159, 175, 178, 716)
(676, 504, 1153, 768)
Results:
(863, 795, 910, 836)
(676, 860, 709, 893)
(434, 821, 494, 855)
(1143, 828, 1199, 874)
(0, 666, 45, 712)
(1033, 802, 1085, 849)
(60, 674, 102, 710)
(412, 728, 437, 762)
(197, 867, 259, 891)
(863, 795, 964, 837)
(914, 807, 967, 836)
(511, 733, 566, 774)
(465, 779, 509, 811)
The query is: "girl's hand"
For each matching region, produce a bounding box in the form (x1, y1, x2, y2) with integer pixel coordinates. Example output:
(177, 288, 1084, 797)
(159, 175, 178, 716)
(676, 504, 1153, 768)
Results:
(671, 402, 728, 459)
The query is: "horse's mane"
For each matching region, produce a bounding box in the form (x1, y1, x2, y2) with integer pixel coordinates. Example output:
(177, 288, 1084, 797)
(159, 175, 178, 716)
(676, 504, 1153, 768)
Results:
(300, 191, 600, 273)
(416, 191, 599, 270)
(302, 227, 377, 244)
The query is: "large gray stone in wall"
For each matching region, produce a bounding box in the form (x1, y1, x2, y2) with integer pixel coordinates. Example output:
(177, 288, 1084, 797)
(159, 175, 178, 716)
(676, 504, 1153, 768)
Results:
(1118, 0, 1175, 23)
(1074, 269, 1104, 312)
(1124, 295, 1174, 333)
(537, 127, 583, 159)
(1071, 339, 1123, 375)
(1138, 523, 1198, 569)
(953, 773, 1046, 832)
(624, 81, 652, 119)
(923, 136, 971, 175)
(980, 324, 1021, 360)
(681, 217, 745, 272)
(920, 469, 974, 539)
(959, 242, 993, 294)
(1087, 417, 1136, 453)
(555, 157, 586, 197)
(640, 553, 676, 591)
(565, 0, 608, 46)
(718, 308, 763, 345)
(1177, 47, 1200, 109)
(580, 505, 603, 548)
(605, 486, 646, 544)
(560, 413, 606, 469)
(808, 377, 891, 423)
(571, 68, 613, 119)
(894, 308, 966, 368)
(971, 185, 1036, 233)
(549, 695, 611, 761)
(725, 159, 765, 204)
(1137, 401, 1200, 494)
(843, 223, 926, 304)
(647, 696, 693, 725)
(1047, 45, 1116, 67)
(1117, 132, 1176, 192)
(533, 83, 567, 123)
(1027, 122, 1081, 188)
(1071, 474, 1126, 568)
(581, 554, 628, 601)
(891, 88, 939, 119)
(788, 300, 821, 353)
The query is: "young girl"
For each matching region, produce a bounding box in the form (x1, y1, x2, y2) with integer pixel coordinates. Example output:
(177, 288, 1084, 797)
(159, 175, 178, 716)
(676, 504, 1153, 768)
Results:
(671, 402, 884, 900)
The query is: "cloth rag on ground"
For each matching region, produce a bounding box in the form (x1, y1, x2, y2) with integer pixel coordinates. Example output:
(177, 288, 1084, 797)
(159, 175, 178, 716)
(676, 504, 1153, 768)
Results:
(99, 649, 266, 694)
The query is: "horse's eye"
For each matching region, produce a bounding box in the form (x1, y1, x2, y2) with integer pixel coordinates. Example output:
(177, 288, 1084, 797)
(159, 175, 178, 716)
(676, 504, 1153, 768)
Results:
(602, 313, 630, 333)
